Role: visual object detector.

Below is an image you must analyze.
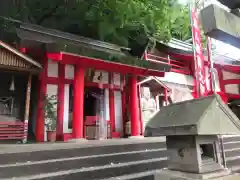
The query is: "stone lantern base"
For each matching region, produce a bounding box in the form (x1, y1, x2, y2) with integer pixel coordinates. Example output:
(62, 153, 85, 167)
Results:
(154, 169, 240, 180)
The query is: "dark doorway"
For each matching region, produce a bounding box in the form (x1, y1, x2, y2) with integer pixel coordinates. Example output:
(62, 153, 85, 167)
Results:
(67, 86, 103, 129)
(28, 75, 39, 141)
(84, 87, 102, 118)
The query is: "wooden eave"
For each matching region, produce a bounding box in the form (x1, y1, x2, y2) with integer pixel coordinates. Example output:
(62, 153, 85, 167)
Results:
(17, 23, 128, 56)
(0, 41, 42, 72)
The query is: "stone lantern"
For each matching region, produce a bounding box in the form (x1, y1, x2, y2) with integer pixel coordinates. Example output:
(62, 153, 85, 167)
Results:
(145, 95, 240, 179)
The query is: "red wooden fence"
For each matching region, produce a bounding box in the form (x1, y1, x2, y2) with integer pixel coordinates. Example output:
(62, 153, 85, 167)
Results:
(0, 121, 27, 140)
(146, 53, 191, 75)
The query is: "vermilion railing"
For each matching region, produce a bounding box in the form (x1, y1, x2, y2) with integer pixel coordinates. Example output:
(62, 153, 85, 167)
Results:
(0, 121, 27, 140)
(146, 53, 191, 75)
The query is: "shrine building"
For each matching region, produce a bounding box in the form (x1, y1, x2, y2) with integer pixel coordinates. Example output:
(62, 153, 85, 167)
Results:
(0, 23, 240, 142)
(16, 23, 170, 142)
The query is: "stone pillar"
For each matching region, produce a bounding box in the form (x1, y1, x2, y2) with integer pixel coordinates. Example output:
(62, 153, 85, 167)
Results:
(129, 75, 140, 137)
(72, 65, 85, 139)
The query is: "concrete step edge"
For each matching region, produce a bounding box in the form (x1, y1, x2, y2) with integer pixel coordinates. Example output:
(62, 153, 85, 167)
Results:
(229, 165, 240, 172)
(2, 157, 168, 180)
(0, 137, 166, 155)
(224, 148, 240, 152)
(0, 148, 167, 168)
(224, 141, 240, 145)
(226, 156, 240, 162)
(99, 169, 163, 180)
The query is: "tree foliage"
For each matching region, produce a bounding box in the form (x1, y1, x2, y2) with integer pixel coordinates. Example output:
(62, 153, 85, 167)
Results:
(1, 0, 192, 49)
(170, 4, 192, 41)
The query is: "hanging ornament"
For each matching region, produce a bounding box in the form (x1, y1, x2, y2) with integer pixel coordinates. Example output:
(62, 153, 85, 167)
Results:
(9, 76, 15, 91)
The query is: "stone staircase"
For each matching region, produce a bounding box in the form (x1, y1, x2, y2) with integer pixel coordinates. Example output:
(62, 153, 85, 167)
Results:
(0, 136, 239, 180)
(224, 136, 240, 173)
(0, 138, 167, 180)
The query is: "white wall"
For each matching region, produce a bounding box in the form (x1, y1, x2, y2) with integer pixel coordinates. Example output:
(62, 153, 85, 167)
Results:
(114, 91, 123, 135)
(63, 84, 72, 133)
(222, 70, 240, 94)
(157, 72, 194, 86)
(65, 65, 74, 79)
(104, 89, 110, 121)
(47, 60, 58, 77)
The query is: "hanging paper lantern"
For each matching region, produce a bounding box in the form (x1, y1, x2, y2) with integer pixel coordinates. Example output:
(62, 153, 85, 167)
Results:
(9, 76, 15, 91)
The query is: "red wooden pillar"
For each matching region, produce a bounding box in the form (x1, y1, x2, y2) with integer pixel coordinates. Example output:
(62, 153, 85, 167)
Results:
(217, 66, 228, 104)
(164, 88, 168, 106)
(138, 85, 143, 135)
(121, 88, 126, 136)
(56, 63, 65, 140)
(129, 75, 140, 137)
(121, 76, 126, 136)
(217, 67, 225, 93)
(109, 73, 116, 133)
(36, 54, 48, 142)
(72, 65, 85, 139)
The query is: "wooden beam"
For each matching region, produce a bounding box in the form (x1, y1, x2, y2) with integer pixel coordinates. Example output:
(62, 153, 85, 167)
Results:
(23, 74, 32, 142)
(0, 65, 40, 74)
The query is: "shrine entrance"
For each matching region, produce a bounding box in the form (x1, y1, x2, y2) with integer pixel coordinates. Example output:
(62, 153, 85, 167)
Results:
(84, 87, 108, 140)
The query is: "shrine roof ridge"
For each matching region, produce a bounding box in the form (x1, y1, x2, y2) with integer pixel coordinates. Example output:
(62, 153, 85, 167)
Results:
(17, 23, 129, 56)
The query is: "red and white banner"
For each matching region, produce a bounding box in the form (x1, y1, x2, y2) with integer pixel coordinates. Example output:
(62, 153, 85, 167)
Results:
(191, 8, 207, 97)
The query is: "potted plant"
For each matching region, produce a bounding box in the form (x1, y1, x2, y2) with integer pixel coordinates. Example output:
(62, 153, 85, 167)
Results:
(44, 95, 58, 142)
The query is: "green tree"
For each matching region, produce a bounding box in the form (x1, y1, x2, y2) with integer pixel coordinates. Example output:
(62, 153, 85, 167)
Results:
(1, 0, 192, 49)
(170, 4, 192, 41)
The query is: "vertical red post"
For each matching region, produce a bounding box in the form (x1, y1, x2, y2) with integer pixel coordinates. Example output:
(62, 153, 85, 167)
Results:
(57, 63, 65, 140)
(109, 73, 116, 133)
(72, 65, 85, 139)
(138, 85, 143, 135)
(129, 75, 140, 137)
(217, 66, 228, 104)
(121, 76, 126, 136)
(36, 54, 48, 142)
(164, 88, 168, 106)
(217, 67, 225, 93)
(121, 88, 126, 136)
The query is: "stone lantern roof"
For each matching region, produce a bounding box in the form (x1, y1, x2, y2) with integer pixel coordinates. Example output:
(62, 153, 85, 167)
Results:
(145, 95, 240, 136)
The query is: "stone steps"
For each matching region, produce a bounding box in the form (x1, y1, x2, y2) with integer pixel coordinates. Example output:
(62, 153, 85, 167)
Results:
(0, 141, 166, 165)
(0, 136, 239, 180)
(14, 159, 167, 180)
(223, 136, 240, 174)
(225, 148, 240, 158)
(0, 138, 167, 180)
